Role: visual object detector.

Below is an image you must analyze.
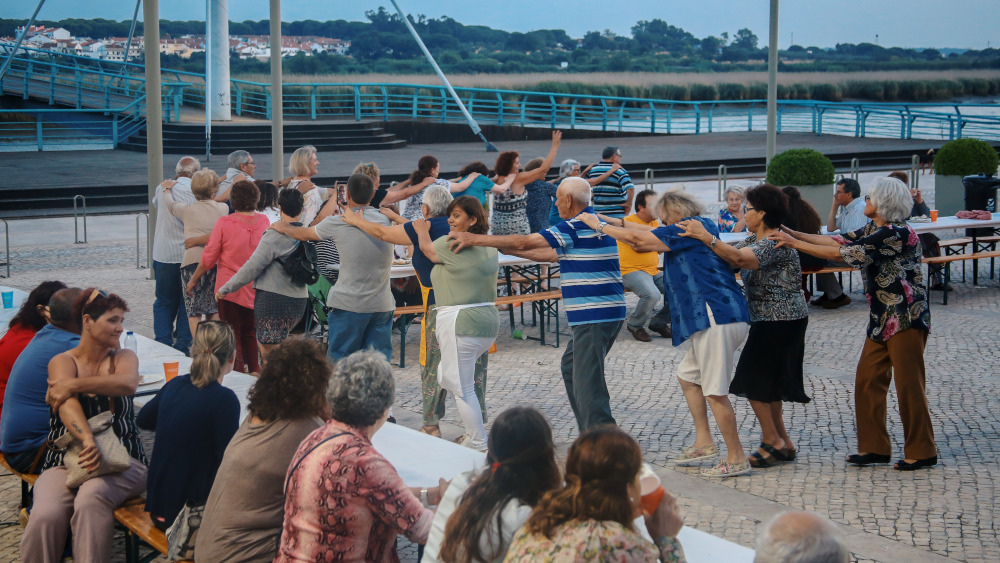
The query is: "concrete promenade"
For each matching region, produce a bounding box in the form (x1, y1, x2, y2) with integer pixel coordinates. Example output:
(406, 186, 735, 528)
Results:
(0, 153, 996, 561)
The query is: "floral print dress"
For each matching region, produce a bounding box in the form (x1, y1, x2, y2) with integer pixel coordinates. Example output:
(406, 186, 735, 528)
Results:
(504, 520, 685, 562)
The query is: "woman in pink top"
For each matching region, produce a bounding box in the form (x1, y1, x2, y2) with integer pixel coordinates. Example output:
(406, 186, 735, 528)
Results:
(187, 180, 269, 374)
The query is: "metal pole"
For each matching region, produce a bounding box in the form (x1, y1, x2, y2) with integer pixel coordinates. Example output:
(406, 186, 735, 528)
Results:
(389, 0, 497, 151)
(269, 0, 284, 180)
(205, 0, 211, 159)
(123, 0, 140, 63)
(209, 0, 231, 122)
(765, 0, 779, 164)
(144, 0, 163, 280)
(0, 0, 47, 81)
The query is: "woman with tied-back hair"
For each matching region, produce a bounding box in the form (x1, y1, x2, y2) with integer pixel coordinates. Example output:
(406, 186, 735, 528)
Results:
(491, 131, 562, 236)
(423, 407, 561, 563)
(21, 288, 148, 562)
(137, 321, 240, 532)
(196, 336, 331, 563)
(395, 155, 481, 221)
(505, 426, 686, 562)
(287, 145, 333, 227)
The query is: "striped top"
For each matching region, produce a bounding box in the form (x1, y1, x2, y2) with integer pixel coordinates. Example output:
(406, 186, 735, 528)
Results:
(539, 208, 626, 326)
(585, 163, 634, 219)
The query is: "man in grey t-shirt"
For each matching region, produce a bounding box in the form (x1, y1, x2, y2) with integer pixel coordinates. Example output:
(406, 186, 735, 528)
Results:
(272, 173, 395, 360)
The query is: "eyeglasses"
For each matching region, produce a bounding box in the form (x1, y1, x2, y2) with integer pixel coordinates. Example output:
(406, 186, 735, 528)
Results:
(745, 206, 756, 212)
(864, 195, 870, 202)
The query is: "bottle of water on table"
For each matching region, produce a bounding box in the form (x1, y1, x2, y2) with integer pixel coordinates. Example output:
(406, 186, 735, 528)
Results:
(123, 331, 138, 354)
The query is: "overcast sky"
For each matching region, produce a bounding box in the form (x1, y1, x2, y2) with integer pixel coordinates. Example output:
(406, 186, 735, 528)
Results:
(4, 0, 996, 50)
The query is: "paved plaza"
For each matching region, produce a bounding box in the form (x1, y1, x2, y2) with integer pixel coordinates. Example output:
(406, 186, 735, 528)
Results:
(1, 173, 997, 563)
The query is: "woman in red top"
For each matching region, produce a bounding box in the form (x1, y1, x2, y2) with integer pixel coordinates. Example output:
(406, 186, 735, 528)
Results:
(186, 181, 269, 374)
(0, 281, 66, 429)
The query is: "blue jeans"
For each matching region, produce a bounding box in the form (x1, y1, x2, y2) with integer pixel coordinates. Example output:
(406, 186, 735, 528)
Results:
(152, 260, 191, 353)
(561, 319, 624, 431)
(327, 309, 394, 361)
(622, 270, 671, 330)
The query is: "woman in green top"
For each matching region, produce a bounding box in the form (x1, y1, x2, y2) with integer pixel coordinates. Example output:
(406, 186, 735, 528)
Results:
(412, 196, 499, 452)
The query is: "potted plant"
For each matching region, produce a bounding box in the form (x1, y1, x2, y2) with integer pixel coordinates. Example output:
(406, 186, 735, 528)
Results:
(765, 148, 836, 215)
(933, 138, 1000, 215)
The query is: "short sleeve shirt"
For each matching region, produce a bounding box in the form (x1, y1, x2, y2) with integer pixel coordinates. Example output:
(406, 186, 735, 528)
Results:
(314, 209, 395, 313)
(451, 175, 495, 205)
(403, 216, 451, 306)
(733, 234, 808, 322)
(430, 237, 500, 337)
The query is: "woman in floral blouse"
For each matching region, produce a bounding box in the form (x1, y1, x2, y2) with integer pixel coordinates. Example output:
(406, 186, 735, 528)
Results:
(717, 186, 747, 233)
(772, 177, 936, 472)
(504, 426, 686, 563)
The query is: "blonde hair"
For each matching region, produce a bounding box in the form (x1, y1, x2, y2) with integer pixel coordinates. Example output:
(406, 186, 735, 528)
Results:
(190, 169, 220, 201)
(289, 145, 317, 177)
(656, 187, 705, 222)
(190, 321, 235, 389)
(353, 162, 380, 182)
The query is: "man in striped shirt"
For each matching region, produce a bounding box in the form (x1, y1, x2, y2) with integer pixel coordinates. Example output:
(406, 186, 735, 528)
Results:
(448, 177, 626, 431)
(586, 146, 635, 220)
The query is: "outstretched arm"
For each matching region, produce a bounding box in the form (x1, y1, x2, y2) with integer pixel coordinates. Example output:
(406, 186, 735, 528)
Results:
(577, 213, 669, 253)
(769, 229, 844, 261)
(512, 131, 563, 189)
(270, 221, 321, 242)
(677, 219, 758, 270)
(340, 207, 411, 245)
(584, 163, 621, 186)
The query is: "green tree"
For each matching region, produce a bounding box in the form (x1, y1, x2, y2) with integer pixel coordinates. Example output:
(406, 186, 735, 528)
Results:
(733, 28, 758, 49)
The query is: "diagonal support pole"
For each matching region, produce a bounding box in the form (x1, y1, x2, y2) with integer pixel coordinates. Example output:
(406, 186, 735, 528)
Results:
(0, 0, 47, 82)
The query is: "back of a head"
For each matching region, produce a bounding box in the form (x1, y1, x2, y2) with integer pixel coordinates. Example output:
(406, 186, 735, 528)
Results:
(888, 170, 909, 186)
(189, 321, 235, 389)
(327, 349, 394, 428)
(781, 186, 822, 234)
(657, 186, 705, 220)
(347, 173, 375, 206)
(175, 156, 201, 177)
(755, 511, 849, 563)
(278, 187, 305, 219)
(10, 280, 67, 331)
(255, 181, 279, 211)
(459, 161, 489, 178)
(422, 185, 453, 218)
(560, 176, 591, 207)
(353, 161, 380, 182)
(523, 157, 546, 172)
(409, 155, 438, 184)
(48, 287, 83, 333)
(247, 336, 331, 422)
(602, 146, 619, 160)
(190, 169, 220, 201)
(230, 180, 260, 212)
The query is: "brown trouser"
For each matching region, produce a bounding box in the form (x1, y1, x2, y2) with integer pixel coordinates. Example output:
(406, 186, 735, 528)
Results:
(855, 328, 937, 460)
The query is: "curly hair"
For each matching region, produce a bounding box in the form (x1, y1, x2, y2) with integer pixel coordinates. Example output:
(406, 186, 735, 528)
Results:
(229, 180, 260, 212)
(524, 426, 642, 539)
(447, 196, 490, 235)
(247, 337, 331, 422)
(8, 280, 66, 331)
(327, 350, 394, 428)
(458, 161, 490, 178)
(73, 288, 129, 325)
(494, 151, 519, 177)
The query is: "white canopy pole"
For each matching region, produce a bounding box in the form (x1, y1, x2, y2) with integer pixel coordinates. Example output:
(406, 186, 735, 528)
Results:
(766, 0, 779, 164)
(269, 0, 284, 178)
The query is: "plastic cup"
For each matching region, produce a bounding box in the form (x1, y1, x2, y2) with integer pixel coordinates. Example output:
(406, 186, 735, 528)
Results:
(639, 463, 665, 515)
(1, 291, 12, 309)
(930, 209, 938, 221)
(163, 361, 180, 381)
(512, 330, 527, 340)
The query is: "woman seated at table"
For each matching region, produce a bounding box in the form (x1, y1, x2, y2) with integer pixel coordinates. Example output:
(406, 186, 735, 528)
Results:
(196, 336, 331, 562)
(217, 189, 309, 363)
(21, 288, 147, 562)
(718, 186, 748, 233)
(423, 406, 561, 563)
(137, 321, 240, 539)
(412, 196, 499, 451)
(275, 349, 448, 562)
(505, 426, 686, 562)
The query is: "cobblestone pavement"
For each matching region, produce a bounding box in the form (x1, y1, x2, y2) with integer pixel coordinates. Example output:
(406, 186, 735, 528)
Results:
(1, 206, 997, 562)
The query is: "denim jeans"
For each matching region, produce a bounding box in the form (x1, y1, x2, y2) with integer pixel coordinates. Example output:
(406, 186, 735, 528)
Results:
(560, 319, 624, 431)
(327, 309, 394, 361)
(622, 270, 671, 330)
(152, 260, 192, 353)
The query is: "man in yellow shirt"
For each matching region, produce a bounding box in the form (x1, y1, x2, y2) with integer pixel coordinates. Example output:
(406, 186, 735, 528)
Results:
(618, 189, 671, 342)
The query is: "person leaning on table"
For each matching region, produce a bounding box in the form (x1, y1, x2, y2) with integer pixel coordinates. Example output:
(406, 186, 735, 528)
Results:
(771, 176, 937, 471)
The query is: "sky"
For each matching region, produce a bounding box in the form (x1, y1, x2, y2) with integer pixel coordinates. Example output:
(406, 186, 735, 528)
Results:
(2, 0, 997, 50)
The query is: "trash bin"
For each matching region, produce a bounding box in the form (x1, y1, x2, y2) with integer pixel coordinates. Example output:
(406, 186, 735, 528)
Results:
(962, 174, 999, 237)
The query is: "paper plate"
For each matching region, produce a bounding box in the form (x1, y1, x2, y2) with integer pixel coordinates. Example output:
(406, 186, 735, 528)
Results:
(139, 374, 165, 386)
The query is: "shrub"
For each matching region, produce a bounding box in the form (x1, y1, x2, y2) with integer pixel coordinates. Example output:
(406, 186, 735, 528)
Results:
(766, 148, 836, 186)
(689, 84, 718, 101)
(934, 138, 1000, 176)
(809, 83, 842, 101)
(747, 83, 768, 99)
(718, 83, 748, 100)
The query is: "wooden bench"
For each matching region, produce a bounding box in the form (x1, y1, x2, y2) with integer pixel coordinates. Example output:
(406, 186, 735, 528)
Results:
(936, 236, 1000, 284)
(923, 249, 1000, 305)
(392, 304, 426, 368)
(496, 290, 564, 347)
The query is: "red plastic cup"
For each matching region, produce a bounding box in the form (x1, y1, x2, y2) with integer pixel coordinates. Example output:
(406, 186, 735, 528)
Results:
(930, 209, 938, 221)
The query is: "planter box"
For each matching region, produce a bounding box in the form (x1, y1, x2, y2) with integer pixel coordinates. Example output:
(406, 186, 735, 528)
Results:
(796, 183, 835, 222)
(934, 175, 965, 216)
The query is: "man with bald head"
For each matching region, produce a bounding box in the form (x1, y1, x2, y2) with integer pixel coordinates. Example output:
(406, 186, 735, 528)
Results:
(151, 156, 199, 353)
(449, 176, 626, 432)
(755, 511, 849, 563)
(0, 288, 83, 473)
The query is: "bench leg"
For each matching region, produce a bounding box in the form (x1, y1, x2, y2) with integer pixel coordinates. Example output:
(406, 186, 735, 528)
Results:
(397, 316, 411, 369)
(943, 264, 951, 306)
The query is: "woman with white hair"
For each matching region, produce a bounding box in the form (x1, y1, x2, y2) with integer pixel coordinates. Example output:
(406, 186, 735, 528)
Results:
(771, 177, 936, 471)
(287, 145, 332, 227)
(718, 185, 747, 233)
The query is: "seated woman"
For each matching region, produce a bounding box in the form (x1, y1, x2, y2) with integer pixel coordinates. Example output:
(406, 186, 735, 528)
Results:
(217, 189, 309, 362)
(20, 289, 147, 562)
(137, 321, 240, 535)
(412, 196, 499, 451)
(423, 406, 561, 563)
(718, 186, 748, 233)
(195, 337, 331, 562)
(505, 426, 686, 562)
(275, 349, 448, 562)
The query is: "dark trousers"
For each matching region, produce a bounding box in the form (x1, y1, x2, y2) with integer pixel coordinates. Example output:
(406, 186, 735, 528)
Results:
(2, 446, 46, 474)
(560, 320, 623, 431)
(152, 260, 192, 353)
(217, 299, 260, 373)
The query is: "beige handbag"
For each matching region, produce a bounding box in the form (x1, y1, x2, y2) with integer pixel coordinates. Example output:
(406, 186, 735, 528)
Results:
(52, 407, 132, 489)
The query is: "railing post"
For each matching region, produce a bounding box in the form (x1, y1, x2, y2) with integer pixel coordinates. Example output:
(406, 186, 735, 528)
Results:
(694, 104, 701, 135)
(549, 95, 557, 128)
(707, 103, 715, 133)
(718, 165, 728, 201)
(75, 67, 82, 108)
(644, 168, 654, 190)
(265, 85, 272, 120)
(49, 64, 56, 104)
(311, 85, 317, 120)
(440, 87, 448, 123)
(496, 92, 504, 126)
(910, 155, 920, 190)
(666, 103, 673, 134)
(136, 213, 149, 269)
(112, 115, 119, 146)
(817, 107, 825, 135)
(617, 102, 626, 131)
(381, 85, 389, 121)
(73, 195, 87, 244)
(234, 83, 242, 116)
(601, 98, 608, 132)
(649, 102, 656, 134)
(850, 158, 860, 181)
(569, 98, 578, 129)
(0, 219, 9, 278)
(354, 86, 361, 121)
(776, 103, 783, 134)
(519, 95, 527, 127)
(36, 114, 43, 151)
(748, 101, 755, 132)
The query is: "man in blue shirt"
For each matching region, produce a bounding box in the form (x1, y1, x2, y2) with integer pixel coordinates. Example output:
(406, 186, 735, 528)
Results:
(0, 288, 82, 474)
(448, 177, 626, 431)
(586, 146, 635, 220)
(814, 178, 870, 309)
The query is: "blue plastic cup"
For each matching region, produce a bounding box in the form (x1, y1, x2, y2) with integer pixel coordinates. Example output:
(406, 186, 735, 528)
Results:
(1, 291, 13, 309)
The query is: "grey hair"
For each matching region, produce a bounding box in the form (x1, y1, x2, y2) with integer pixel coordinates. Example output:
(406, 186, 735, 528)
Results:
(755, 511, 849, 563)
(289, 145, 317, 177)
(602, 146, 619, 159)
(868, 177, 912, 223)
(656, 187, 705, 222)
(422, 185, 454, 217)
(175, 156, 201, 177)
(724, 185, 746, 200)
(326, 350, 395, 428)
(559, 159, 580, 177)
(228, 150, 252, 170)
(561, 176, 591, 206)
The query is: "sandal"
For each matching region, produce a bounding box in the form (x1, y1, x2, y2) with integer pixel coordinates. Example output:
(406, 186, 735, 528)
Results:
(759, 443, 790, 462)
(749, 451, 774, 468)
(701, 459, 751, 478)
(418, 425, 442, 437)
(780, 447, 797, 461)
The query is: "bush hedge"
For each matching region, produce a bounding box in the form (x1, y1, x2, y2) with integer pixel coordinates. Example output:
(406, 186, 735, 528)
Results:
(934, 138, 1000, 176)
(766, 148, 836, 186)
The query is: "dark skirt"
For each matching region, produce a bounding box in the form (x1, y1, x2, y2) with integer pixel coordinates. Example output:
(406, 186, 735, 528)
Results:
(180, 263, 218, 316)
(730, 317, 811, 403)
(254, 289, 308, 345)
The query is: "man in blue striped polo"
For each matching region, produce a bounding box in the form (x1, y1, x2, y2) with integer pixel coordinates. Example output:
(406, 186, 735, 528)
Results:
(448, 177, 626, 431)
(586, 146, 635, 220)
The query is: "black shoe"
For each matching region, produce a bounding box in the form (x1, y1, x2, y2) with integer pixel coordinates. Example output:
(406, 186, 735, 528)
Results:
(648, 324, 672, 339)
(894, 456, 937, 471)
(810, 294, 830, 306)
(846, 453, 891, 466)
(822, 294, 851, 309)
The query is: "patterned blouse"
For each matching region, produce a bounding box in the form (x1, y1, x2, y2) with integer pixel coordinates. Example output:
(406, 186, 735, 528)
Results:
(733, 234, 808, 323)
(492, 189, 531, 236)
(834, 222, 930, 342)
(274, 420, 433, 563)
(504, 520, 686, 563)
(717, 208, 746, 233)
(402, 179, 450, 222)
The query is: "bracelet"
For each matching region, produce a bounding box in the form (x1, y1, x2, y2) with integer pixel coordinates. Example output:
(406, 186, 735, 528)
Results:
(420, 487, 429, 506)
(597, 222, 607, 235)
(710, 236, 717, 248)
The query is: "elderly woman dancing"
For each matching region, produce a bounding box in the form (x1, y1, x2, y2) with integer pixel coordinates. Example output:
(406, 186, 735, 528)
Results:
(772, 177, 936, 471)
(679, 184, 810, 467)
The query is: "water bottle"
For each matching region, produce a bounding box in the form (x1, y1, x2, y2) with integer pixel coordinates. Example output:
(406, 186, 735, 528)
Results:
(512, 330, 527, 340)
(123, 331, 138, 354)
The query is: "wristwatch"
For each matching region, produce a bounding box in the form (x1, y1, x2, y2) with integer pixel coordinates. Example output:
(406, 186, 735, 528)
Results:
(710, 236, 717, 248)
